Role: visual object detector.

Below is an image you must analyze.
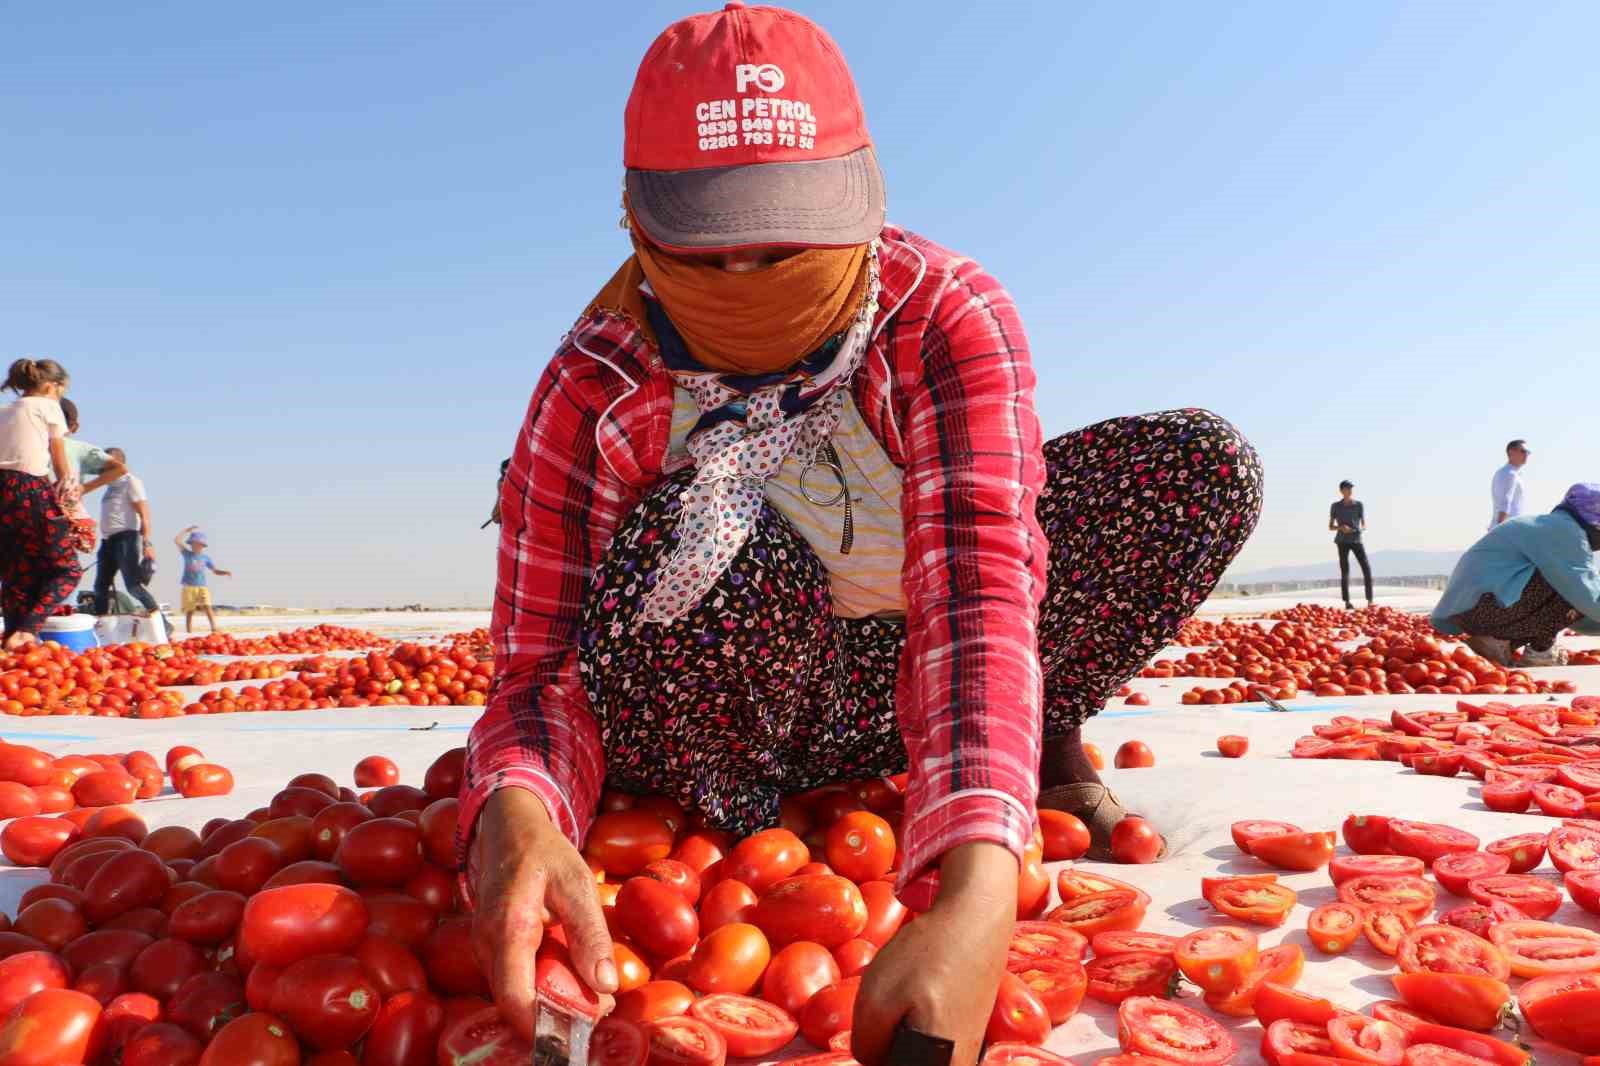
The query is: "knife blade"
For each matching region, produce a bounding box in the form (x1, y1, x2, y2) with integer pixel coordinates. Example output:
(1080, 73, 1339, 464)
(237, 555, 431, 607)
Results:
(531, 997, 594, 1066)
(885, 1021, 955, 1066)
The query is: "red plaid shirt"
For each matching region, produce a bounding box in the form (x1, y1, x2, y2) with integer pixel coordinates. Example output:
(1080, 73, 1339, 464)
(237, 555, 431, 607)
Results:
(463, 225, 1047, 911)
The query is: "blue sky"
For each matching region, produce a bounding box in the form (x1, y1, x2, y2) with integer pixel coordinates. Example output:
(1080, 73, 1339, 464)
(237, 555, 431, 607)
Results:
(5, 1, 1597, 606)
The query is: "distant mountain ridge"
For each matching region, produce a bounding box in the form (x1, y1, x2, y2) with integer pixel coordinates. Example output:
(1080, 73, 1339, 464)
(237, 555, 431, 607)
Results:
(1229, 550, 1462, 584)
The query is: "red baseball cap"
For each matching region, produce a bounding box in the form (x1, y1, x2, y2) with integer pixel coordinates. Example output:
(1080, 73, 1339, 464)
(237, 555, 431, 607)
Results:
(624, 3, 886, 251)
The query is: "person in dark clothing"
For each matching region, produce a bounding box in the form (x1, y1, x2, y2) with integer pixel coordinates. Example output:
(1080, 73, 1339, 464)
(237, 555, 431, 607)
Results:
(1330, 480, 1372, 609)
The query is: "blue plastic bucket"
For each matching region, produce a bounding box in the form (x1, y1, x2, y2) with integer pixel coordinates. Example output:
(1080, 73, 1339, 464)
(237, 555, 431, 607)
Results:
(40, 614, 99, 652)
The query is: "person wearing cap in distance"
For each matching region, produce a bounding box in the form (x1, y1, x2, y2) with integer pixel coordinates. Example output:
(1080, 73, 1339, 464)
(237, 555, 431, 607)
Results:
(1329, 479, 1372, 610)
(462, 6, 1263, 1062)
(1490, 439, 1530, 529)
(1434, 483, 1600, 668)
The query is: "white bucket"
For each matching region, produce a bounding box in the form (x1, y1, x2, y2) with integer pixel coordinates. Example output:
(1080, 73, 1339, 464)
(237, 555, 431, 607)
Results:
(40, 614, 100, 651)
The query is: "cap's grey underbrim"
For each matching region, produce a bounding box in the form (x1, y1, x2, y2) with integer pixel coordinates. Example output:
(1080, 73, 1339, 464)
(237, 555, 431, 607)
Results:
(627, 144, 885, 251)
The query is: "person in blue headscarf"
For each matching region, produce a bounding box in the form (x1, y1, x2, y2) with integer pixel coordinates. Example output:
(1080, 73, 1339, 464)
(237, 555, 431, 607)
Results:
(1433, 484, 1600, 667)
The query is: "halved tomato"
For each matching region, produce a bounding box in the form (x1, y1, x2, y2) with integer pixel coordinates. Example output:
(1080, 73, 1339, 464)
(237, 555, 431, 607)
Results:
(1263, 1018, 1338, 1064)
(982, 1045, 1076, 1065)
(687, 994, 797, 1058)
(1250, 831, 1336, 872)
(1466, 874, 1563, 920)
(1045, 890, 1146, 937)
(1011, 956, 1087, 1024)
(1404, 1022, 1529, 1066)
(1090, 931, 1177, 958)
(1329, 854, 1425, 886)
(1204, 944, 1303, 1018)
(1232, 821, 1302, 855)
(1117, 996, 1234, 1066)
(1480, 779, 1532, 813)
(1209, 879, 1296, 927)
(1342, 815, 1394, 855)
(1369, 1000, 1431, 1035)
(1518, 971, 1600, 1054)
(1392, 972, 1511, 1031)
(1362, 907, 1417, 957)
(1566, 870, 1600, 915)
(1174, 927, 1258, 996)
(1431, 852, 1510, 897)
(1056, 869, 1150, 906)
(1558, 763, 1600, 796)
(591, 1017, 649, 1066)
(1307, 903, 1364, 955)
(1006, 922, 1088, 969)
(1387, 820, 1479, 866)
(1327, 1015, 1407, 1066)
(1201, 873, 1276, 906)
(1484, 833, 1547, 874)
(1339, 875, 1435, 921)
(1439, 901, 1522, 939)
(1397, 924, 1510, 981)
(1548, 824, 1600, 873)
(645, 1016, 728, 1066)
(1084, 952, 1178, 1005)
(1253, 984, 1342, 1028)
(1532, 782, 1587, 818)
(1489, 920, 1600, 977)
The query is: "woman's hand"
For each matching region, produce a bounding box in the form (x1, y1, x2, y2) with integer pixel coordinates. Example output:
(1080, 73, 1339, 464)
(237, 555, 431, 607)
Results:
(850, 841, 1018, 1066)
(470, 788, 619, 1039)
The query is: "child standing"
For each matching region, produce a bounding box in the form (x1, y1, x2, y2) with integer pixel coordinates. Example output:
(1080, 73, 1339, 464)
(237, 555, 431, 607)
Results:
(175, 525, 231, 634)
(0, 359, 82, 649)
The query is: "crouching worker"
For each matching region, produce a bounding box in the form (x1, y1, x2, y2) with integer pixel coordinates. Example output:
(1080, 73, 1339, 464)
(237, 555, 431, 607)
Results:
(460, 6, 1264, 1064)
(1434, 483, 1600, 666)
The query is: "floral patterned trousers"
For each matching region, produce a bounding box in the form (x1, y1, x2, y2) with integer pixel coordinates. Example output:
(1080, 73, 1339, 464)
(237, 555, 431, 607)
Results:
(0, 470, 85, 637)
(577, 408, 1264, 834)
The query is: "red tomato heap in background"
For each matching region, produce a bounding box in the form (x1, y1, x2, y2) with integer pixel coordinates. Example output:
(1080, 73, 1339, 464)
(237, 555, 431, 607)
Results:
(0, 626, 492, 718)
(1150, 607, 1584, 707)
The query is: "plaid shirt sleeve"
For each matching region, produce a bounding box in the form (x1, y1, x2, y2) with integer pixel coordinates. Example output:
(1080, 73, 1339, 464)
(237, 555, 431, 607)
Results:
(458, 341, 633, 880)
(893, 256, 1047, 912)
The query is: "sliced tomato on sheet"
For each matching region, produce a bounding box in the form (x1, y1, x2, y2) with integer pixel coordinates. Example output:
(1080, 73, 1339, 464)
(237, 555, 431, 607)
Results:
(1116, 996, 1234, 1066)
(1203, 944, 1304, 1018)
(1517, 971, 1600, 1054)
(1307, 903, 1365, 955)
(1209, 879, 1296, 927)
(1340, 875, 1435, 921)
(1329, 854, 1424, 886)
(1489, 920, 1600, 978)
(1484, 832, 1547, 874)
(1084, 952, 1178, 1005)
(1432, 852, 1510, 897)
(1391, 971, 1513, 1031)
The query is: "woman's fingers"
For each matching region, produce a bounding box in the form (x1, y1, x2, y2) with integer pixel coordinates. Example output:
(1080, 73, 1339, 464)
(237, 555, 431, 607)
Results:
(549, 858, 619, 995)
(473, 864, 548, 1039)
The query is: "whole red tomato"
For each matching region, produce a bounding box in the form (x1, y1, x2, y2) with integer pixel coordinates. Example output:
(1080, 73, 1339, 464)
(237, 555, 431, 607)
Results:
(353, 755, 400, 788)
(1110, 818, 1163, 865)
(272, 953, 381, 1049)
(13, 897, 86, 951)
(585, 811, 676, 877)
(421, 917, 489, 997)
(799, 976, 861, 1049)
(823, 812, 896, 883)
(1217, 736, 1250, 758)
(1038, 811, 1092, 862)
(82, 848, 172, 924)
(364, 894, 437, 949)
(122, 1021, 204, 1066)
(698, 880, 758, 934)
(0, 987, 106, 1066)
(1, 816, 79, 867)
(166, 971, 246, 1041)
(855, 881, 908, 948)
(0, 950, 69, 1016)
(362, 988, 445, 1066)
(1114, 742, 1155, 769)
(216, 837, 289, 895)
(417, 799, 459, 868)
(751, 875, 868, 949)
(311, 803, 375, 861)
(614, 979, 696, 1024)
(617, 877, 700, 961)
(198, 1011, 301, 1066)
(640, 859, 702, 905)
(723, 829, 810, 894)
(685, 922, 771, 995)
(424, 748, 466, 801)
(239, 883, 370, 968)
(335, 818, 423, 886)
(130, 937, 209, 1001)
(354, 934, 428, 998)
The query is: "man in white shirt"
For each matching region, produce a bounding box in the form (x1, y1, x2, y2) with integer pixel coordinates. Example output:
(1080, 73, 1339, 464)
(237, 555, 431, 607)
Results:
(1489, 438, 1530, 529)
(92, 448, 160, 615)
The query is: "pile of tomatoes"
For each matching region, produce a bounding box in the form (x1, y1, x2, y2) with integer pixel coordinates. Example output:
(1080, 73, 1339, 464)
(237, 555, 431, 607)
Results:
(172, 626, 392, 658)
(1150, 621, 1577, 705)
(0, 746, 470, 1065)
(0, 742, 234, 825)
(0, 630, 493, 719)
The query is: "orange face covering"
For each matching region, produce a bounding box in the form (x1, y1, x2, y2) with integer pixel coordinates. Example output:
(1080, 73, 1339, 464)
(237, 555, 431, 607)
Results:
(630, 233, 869, 375)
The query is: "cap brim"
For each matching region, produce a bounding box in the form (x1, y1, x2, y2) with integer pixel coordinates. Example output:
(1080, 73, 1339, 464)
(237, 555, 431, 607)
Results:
(627, 144, 885, 252)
